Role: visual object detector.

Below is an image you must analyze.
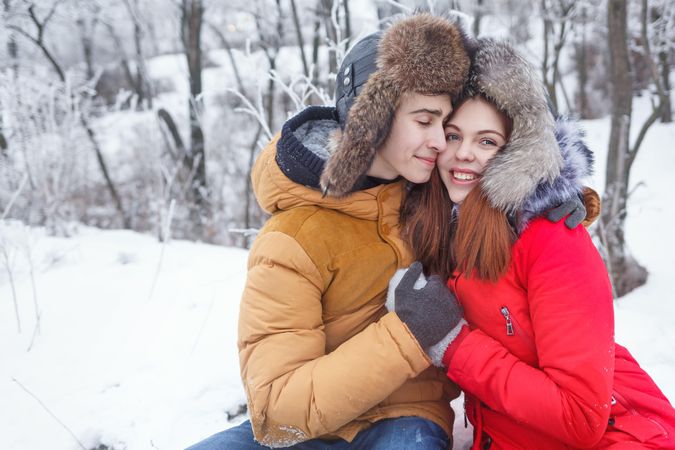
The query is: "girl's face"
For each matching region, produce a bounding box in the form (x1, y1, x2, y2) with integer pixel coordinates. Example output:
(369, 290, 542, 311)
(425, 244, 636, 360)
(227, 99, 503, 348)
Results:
(438, 97, 509, 204)
(368, 93, 452, 184)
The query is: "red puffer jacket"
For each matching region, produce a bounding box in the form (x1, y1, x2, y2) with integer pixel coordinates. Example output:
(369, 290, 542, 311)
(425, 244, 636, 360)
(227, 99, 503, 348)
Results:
(443, 218, 675, 449)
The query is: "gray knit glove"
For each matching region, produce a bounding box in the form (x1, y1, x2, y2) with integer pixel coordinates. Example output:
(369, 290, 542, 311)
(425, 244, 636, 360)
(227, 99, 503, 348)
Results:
(547, 195, 586, 229)
(394, 262, 464, 349)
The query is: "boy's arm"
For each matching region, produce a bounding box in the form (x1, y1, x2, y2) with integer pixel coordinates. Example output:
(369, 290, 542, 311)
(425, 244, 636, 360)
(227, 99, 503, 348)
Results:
(238, 231, 431, 446)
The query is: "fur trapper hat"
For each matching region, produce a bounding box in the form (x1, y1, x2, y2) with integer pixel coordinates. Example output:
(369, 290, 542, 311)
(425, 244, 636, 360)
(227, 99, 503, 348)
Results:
(320, 13, 472, 197)
(465, 38, 575, 214)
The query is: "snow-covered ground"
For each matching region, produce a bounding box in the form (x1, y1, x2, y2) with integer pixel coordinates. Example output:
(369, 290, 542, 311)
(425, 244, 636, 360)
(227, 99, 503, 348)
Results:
(0, 226, 249, 449)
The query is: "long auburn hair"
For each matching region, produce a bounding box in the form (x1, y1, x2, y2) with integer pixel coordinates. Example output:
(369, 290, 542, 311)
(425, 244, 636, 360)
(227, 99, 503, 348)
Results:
(401, 99, 516, 282)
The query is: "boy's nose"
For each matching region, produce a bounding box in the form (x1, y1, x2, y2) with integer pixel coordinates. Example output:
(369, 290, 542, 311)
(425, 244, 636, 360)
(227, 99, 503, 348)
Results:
(428, 125, 446, 152)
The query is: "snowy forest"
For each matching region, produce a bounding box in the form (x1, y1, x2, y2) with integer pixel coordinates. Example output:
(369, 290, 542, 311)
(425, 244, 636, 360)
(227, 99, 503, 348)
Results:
(1, 0, 675, 449)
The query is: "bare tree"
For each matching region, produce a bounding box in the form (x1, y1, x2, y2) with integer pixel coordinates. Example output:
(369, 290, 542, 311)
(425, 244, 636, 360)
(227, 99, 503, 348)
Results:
(8, 1, 130, 227)
(647, 0, 672, 123)
(319, 0, 340, 93)
(310, 6, 321, 86)
(602, 0, 657, 298)
(74, 1, 99, 81)
(290, 0, 310, 78)
(573, 1, 590, 117)
(473, 0, 485, 36)
(122, 0, 153, 108)
(180, 0, 208, 229)
(637, 0, 668, 123)
(1, 0, 17, 152)
(252, 0, 284, 132)
(540, 0, 575, 113)
(343, 0, 351, 48)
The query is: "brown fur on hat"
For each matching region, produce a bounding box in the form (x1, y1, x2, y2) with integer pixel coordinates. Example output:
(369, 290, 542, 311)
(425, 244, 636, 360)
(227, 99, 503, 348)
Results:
(320, 13, 472, 197)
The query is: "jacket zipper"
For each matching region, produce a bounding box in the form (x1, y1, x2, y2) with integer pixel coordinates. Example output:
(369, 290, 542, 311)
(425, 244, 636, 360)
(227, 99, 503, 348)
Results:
(500, 306, 515, 336)
(500, 306, 537, 355)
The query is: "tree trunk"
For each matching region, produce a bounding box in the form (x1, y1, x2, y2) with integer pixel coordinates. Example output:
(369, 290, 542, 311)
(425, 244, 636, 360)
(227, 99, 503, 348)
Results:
(311, 13, 321, 87)
(2, 0, 15, 152)
(76, 17, 96, 81)
(343, 0, 351, 48)
(659, 50, 672, 123)
(603, 0, 648, 298)
(125, 0, 152, 108)
(207, 23, 245, 95)
(541, 0, 557, 111)
(575, 5, 590, 118)
(473, 0, 484, 36)
(289, 0, 309, 78)
(376, 2, 396, 25)
(182, 0, 207, 229)
(320, 0, 338, 93)
(12, 2, 129, 227)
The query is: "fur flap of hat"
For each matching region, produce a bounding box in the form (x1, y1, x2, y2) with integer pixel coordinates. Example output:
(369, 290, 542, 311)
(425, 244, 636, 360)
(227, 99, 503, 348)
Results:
(320, 13, 471, 197)
(378, 13, 473, 98)
(472, 39, 564, 213)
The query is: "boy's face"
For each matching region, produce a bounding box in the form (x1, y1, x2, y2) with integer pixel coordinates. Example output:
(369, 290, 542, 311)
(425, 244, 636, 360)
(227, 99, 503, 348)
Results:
(367, 93, 451, 184)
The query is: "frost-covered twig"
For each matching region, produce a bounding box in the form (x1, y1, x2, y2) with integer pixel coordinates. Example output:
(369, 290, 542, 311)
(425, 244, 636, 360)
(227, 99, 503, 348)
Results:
(1, 173, 28, 221)
(0, 238, 20, 333)
(191, 289, 216, 355)
(228, 227, 260, 238)
(148, 198, 175, 301)
(386, 0, 413, 13)
(267, 70, 331, 112)
(24, 238, 41, 352)
(225, 87, 273, 140)
(12, 377, 87, 450)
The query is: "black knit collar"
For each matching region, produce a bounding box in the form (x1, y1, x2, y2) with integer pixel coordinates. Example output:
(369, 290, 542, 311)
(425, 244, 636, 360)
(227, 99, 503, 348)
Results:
(276, 106, 337, 189)
(276, 106, 402, 193)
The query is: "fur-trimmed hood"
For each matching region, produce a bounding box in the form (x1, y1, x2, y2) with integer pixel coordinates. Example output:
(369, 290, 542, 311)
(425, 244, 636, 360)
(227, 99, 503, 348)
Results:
(464, 39, 595, 230)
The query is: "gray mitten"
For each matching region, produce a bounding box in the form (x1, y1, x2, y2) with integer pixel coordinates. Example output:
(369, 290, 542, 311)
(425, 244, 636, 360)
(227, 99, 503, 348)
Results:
(394, 262, 463, 349)
(547, 195, 586, 229)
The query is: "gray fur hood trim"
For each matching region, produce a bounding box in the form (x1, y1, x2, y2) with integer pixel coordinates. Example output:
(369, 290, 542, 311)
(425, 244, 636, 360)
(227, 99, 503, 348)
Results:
(467, 39, 564, 213)
(518, 117, 594, 232)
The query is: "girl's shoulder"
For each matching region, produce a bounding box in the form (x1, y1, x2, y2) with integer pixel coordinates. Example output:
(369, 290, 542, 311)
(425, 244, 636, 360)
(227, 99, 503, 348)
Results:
(514, 217, 598, 268)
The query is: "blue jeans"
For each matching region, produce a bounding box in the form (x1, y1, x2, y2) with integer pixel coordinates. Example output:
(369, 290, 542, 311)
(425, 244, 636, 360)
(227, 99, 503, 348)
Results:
(185, 417, 449, 449)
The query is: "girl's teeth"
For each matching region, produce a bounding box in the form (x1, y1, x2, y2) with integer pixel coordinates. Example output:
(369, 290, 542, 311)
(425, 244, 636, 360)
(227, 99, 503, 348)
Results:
(454, 172, 476, 180)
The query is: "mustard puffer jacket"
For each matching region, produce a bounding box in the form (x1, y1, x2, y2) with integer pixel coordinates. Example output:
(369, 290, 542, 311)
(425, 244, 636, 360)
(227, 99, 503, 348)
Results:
(238, 135, 460, 447)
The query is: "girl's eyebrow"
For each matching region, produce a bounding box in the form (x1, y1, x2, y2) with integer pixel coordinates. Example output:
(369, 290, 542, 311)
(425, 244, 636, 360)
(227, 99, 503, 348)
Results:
(477, 130, 506, 140)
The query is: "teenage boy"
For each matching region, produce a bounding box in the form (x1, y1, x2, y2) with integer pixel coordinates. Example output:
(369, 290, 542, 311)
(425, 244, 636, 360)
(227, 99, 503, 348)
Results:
(187, 13, 471, 450)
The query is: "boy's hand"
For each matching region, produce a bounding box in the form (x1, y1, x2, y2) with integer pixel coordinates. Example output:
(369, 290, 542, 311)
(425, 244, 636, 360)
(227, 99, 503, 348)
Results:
(394, 262, 463, 349)
(547, 196, 586, 229)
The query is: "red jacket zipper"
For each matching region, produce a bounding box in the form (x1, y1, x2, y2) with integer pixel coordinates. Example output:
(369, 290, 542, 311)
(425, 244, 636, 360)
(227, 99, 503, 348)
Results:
(500, 306, 537, 354)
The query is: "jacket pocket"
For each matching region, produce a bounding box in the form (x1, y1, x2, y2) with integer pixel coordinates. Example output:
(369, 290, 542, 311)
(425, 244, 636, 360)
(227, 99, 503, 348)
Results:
(499, 306, 536, 354)
(609, 390, 668, 442)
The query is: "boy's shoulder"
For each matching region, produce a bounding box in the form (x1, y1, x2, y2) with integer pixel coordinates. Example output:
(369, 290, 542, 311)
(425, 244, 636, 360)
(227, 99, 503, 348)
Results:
(260, 204, 365, 239)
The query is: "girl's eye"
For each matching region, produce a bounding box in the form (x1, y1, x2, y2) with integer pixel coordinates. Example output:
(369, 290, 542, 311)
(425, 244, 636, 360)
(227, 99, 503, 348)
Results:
(446, 133, 460, 142)
(480, 138, 497, 146)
